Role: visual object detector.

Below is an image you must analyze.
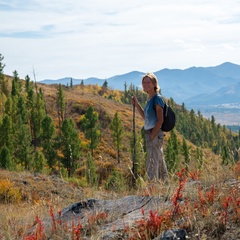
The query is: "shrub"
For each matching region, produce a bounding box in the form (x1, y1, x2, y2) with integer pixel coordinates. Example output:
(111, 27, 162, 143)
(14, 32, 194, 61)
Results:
(0, 179, 21, 203)
(86, 153, 98, 187)
(104, 169, 126, 191)
(67, 177, 88, 188)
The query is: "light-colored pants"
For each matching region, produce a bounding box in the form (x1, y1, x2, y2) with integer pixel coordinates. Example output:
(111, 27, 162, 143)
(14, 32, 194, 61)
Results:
(145, 129, 168, 181)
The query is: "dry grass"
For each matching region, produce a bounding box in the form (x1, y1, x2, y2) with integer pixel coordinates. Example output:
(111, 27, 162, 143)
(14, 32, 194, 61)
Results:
(0, 161, 240, 239)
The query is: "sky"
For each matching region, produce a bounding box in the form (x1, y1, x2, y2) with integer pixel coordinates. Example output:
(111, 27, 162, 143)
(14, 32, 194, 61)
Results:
(1, 0, 240, 81)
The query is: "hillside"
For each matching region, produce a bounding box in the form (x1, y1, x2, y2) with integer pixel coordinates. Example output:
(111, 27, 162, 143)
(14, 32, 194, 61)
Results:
(40, 83, 139, 130)
(39, 83, 144, 174)
(1, 77, 237, 178)
(38, 82, 228, 176)
(1, 79, 240, 239)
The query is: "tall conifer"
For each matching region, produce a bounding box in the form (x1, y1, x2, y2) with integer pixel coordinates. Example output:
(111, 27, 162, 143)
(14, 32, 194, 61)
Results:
(110, 112, 124, 163)
(80, 106, 99, 156)
(61, 118, 81, 177)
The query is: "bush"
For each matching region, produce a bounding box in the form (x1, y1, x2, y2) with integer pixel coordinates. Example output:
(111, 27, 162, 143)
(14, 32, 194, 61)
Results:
(105, 169, 126, 191)
(66, 177, 88, 188)
(0, 179, 21, 203)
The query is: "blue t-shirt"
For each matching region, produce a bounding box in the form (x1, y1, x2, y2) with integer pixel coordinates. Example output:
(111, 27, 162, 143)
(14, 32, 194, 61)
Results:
(144, 94, 165, 130)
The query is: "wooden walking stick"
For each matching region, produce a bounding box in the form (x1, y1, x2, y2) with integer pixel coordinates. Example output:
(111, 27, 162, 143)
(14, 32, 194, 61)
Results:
(132, 96, 137, 187)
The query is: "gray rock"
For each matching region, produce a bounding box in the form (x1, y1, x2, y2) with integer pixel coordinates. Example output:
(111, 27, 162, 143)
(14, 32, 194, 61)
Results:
(156, 229, 187, 240)
(27, 195, 185, 239)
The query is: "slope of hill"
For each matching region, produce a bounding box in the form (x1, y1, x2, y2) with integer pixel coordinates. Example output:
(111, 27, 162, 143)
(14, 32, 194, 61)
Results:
(39, 83, 142, 132)
(37, 82, 236, 174)
(38, 83, 144, 177)
(1, 80, 240, 239)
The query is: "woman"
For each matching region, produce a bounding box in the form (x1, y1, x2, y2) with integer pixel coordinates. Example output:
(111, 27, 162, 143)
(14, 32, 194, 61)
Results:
(132, 73, 168, 182)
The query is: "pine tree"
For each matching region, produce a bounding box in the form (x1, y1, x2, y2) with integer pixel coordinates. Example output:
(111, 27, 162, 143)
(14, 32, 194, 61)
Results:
(0, 91, 7, 119)
(25, 75, 34, 109)
(99, 80, 108, 96)
(0, 54, 7, 116)
(41, 115, 57, 170)
(5, 96, 18, 127)
(0, 54, 5, 82)
(0, 115, 14, 154)
(102, 80, 108, 89)
(80, 106, 99, 156)
(130, 131, 145, 180)
(0, 54, 9, 117)
(61, 118, 81, 177)
(123, 81, 128, 103)
(164, 130, 179, 173)
(221, 145, 228, 165)
(110, 112, 124, 163)
(33, 88, 46, 145)
(25, 75, 33, 93)
(17, 95, 27, 123)
(33, 150, 46, 173)
(57, 84, 65, 128)
(15, 119, 34, 170)
(80, 80, 84, 95)
(25, 76, 35, 142)
(11, 70, 22, 97)
(0, 145, 14, 170)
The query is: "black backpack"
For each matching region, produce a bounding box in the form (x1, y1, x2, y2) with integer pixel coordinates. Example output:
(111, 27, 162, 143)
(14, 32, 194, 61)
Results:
(161, 103, 176, 132)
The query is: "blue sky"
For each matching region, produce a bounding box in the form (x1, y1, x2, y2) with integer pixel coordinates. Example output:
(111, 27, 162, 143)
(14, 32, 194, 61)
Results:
(1, 0, 240, 80)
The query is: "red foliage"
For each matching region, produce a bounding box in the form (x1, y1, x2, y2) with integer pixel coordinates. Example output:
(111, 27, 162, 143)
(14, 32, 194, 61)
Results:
(219, 196, 233, 225)
(205, 185, 215, 204)
(171, 168, 187, 218)
(188, 170, 201, 180)
(131, 209, 167, 239)
(71, 218, 82, 240)
(87, 212, 108, 225)
(24, 215, 45, 240)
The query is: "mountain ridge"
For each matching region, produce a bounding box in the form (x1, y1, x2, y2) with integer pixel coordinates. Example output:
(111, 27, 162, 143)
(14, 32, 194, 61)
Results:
(39, 62, 240, 106)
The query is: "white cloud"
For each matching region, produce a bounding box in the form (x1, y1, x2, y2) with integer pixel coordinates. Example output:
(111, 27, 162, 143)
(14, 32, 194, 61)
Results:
(0, 0, 240, 80)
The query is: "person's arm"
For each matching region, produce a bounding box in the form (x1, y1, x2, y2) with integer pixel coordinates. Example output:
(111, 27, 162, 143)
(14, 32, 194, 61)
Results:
(132, 96, 145, 120)
(149, 104, 164, 140)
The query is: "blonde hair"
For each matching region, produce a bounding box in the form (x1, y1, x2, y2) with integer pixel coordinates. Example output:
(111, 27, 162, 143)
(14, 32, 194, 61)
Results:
(142, 72, 160, 93)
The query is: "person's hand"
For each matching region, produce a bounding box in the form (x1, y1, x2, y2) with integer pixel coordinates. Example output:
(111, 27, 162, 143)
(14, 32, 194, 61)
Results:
(131, 96, 137, 106)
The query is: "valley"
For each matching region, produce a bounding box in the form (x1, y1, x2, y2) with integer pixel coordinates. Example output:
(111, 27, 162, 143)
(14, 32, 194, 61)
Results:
(187, 104, 240, 126)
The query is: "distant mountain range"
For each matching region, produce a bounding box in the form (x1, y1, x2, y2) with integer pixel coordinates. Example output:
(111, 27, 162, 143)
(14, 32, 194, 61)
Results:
(39, 62, 240, 125)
